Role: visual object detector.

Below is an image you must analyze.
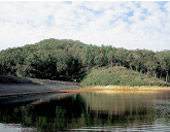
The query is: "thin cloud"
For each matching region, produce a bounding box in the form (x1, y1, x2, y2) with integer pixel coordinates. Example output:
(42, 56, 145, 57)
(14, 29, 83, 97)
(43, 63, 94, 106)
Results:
(0, 1, 169, 51)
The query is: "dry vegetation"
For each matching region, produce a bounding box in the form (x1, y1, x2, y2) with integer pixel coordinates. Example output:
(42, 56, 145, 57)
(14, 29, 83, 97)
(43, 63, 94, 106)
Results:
(58, 85, 170, 94)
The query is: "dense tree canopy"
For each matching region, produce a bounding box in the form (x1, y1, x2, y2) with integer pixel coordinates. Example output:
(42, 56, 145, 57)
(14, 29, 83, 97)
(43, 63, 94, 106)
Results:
(0, 38, 170, 82)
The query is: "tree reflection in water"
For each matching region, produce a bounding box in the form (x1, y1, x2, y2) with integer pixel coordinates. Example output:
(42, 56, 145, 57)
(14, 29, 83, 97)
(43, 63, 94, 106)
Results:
(0, 91, 170, 131)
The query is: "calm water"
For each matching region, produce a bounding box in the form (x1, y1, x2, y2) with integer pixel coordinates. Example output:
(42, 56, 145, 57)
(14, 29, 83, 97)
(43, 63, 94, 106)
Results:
(0, 91, 170, 132)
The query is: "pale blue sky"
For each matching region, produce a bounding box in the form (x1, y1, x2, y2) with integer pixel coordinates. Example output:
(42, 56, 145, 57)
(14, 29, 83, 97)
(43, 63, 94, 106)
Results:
(0, 1, 170, 51)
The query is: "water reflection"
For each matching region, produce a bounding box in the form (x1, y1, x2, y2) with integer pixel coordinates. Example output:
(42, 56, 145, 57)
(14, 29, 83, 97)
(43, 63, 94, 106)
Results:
(0, 93, 85, 131)
(0, 91, 170, 131)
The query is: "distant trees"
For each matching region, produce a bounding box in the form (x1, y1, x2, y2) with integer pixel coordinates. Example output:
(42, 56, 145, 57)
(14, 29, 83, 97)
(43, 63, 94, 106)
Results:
(21, 51, 57, 79)
(82, 46, 95, 68)
(107, 51, 115, 67)
(0, 38, 170, 83)
(155, 51, 170, 82)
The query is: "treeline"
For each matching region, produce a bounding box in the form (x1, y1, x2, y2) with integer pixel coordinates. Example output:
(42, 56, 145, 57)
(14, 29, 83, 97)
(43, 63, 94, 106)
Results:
(0, 38, 170, 82)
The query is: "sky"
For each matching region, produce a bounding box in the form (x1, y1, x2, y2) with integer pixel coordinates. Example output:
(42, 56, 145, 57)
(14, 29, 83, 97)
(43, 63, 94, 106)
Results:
(0, 1, 170, 51)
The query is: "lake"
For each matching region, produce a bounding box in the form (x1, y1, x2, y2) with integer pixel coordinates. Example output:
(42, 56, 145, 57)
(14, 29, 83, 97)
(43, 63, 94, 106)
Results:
(0, 90, 170, 132)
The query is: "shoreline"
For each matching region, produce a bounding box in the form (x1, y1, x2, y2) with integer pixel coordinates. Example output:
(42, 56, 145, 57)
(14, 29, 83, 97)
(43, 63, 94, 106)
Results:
(1, 77, 170, 98)
(0, 78, 80, 99)
(58, 85, 170, 94)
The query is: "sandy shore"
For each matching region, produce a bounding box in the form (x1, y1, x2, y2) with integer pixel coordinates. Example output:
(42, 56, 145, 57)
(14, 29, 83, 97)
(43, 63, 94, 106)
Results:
(58, 85, 170, 94)
(0, 78, 80, 98)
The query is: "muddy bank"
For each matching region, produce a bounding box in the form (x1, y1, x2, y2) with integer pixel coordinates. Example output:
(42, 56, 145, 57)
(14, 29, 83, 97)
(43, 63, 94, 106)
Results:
(0, 77, 80, 98)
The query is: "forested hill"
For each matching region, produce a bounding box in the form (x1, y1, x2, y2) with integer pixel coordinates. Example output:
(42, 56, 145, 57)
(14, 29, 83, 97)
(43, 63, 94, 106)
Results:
(0, 38, 170, 83)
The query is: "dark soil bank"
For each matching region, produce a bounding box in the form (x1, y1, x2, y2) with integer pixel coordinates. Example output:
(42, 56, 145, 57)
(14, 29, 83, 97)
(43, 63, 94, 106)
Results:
(0, 76, 80, 98)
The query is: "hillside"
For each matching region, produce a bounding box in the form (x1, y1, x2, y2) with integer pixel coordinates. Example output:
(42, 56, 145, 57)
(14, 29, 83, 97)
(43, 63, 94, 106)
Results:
(80, 66, 169, 87)
(0, 38, 170, 85)
(0, 75, 37, 84)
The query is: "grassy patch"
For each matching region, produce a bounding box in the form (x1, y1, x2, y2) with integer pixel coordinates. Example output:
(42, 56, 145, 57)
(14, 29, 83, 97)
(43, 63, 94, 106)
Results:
(80, 66, 170, 87)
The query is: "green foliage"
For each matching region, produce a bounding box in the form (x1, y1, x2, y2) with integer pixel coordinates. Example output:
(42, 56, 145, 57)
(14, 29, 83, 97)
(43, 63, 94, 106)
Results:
(94, 53, 105, 67)
(0, 38, 170, 84)
(107, 50, 115, 67)
(22, 51, 57, 79)
(80, 66, 169, 87)
(0, 39, 86, 81)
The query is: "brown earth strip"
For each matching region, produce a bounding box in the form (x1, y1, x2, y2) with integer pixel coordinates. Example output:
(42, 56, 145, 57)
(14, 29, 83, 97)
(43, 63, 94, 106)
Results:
(57, 86, 170, 94)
